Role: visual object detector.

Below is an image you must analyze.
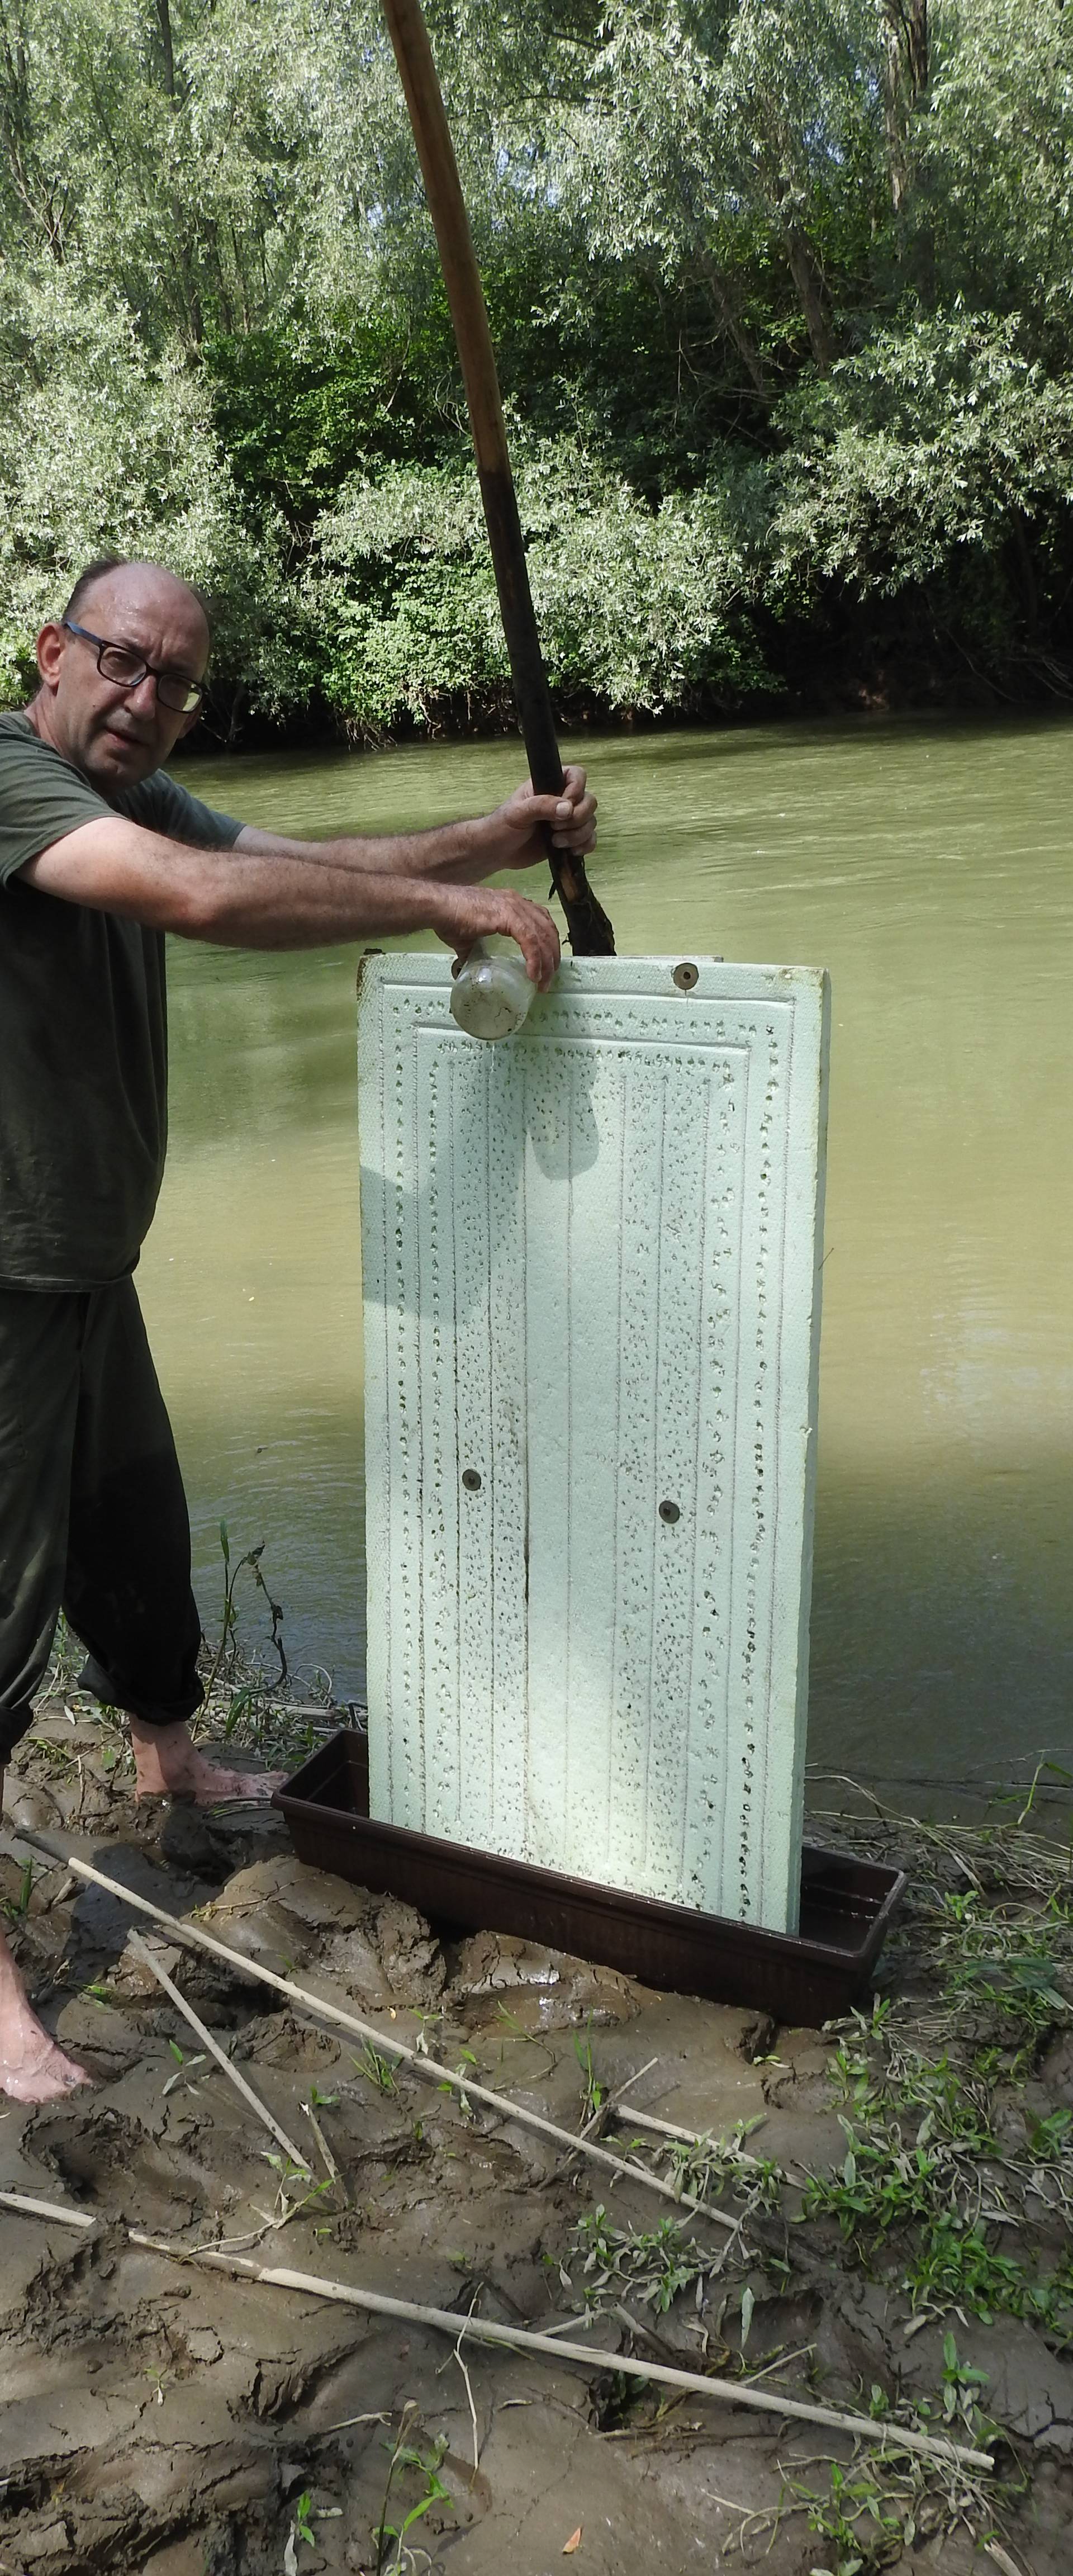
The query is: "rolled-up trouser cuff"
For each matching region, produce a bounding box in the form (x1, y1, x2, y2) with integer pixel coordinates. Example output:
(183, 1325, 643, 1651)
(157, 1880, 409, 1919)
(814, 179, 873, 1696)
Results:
(77, 1656, 205, 1730)
(0, 1702, 36, 1765)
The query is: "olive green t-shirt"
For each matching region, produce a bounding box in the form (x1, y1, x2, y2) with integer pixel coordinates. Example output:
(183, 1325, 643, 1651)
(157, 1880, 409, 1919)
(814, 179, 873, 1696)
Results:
(0, 712, 243, 1289)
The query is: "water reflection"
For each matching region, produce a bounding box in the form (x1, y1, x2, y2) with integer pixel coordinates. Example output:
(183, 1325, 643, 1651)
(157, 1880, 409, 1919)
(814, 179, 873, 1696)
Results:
(139, 713, 1073, 1787)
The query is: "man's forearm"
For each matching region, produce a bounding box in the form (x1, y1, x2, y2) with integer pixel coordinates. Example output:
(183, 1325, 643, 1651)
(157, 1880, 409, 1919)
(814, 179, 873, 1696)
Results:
(234, 816, 498, 884)
(136, 833, 485, 948)
(21, 815, 562, 986)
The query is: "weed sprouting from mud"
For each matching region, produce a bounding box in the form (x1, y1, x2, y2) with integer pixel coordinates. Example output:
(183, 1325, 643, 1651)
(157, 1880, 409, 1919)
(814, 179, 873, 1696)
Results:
(372, 2407, 455, 2576)
(355, 2042, 398, 2095)
(205, 1519, 287, 1700)
(573, 2020, 607, 2127)
(799, 2009, 1073, 2333)
(661, 2115, 783, 2214)
(558, 2206, 717, 2318)
(2, 1859, 34, 1925)
(161, 2038, 207, 2099)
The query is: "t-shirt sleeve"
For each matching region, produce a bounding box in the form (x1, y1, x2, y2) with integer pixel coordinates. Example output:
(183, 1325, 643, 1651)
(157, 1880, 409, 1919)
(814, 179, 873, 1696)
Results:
(128, 770, 244, 849)
(0, 725, 115, 885)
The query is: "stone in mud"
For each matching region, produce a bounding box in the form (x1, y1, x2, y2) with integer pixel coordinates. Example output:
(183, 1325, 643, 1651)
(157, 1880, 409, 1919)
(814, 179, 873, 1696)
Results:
(5, 1781, 61, 1833)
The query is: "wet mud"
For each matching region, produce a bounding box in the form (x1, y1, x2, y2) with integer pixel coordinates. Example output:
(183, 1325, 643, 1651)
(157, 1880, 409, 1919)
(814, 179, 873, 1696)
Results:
(1, 1704, 1071, 2574)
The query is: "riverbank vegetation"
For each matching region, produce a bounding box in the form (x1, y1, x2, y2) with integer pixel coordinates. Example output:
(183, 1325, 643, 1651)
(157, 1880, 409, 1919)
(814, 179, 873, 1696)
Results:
(2, 0, 1072, 742)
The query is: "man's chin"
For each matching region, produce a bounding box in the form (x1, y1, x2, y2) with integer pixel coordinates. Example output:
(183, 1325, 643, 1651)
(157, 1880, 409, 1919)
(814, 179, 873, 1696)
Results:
(86, 733, 158, 790)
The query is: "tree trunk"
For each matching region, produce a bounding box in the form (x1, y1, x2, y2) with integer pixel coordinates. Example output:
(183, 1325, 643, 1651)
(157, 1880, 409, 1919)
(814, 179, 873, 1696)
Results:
(881, 0, 929, 214)
(704, 261, 772, 405)
(782, 221, 835, 371)
(155, 0, 176, 98)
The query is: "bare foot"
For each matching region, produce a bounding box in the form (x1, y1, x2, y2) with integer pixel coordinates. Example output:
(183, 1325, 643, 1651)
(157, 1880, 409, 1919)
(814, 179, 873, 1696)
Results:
(131, 1718, 286, 1806)
(0, 1968, 90, 2104)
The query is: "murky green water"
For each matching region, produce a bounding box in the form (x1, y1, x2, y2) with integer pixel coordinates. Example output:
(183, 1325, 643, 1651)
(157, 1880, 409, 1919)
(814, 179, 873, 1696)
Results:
(140, 714, 1073, 1792)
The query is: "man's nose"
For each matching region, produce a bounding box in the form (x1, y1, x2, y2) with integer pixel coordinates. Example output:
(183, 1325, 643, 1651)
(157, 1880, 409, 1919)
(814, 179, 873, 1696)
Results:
(126, 673, 160, 718)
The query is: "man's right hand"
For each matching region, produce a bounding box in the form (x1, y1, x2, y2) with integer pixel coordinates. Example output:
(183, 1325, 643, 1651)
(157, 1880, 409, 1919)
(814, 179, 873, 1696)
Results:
(429, 883, 562, 989)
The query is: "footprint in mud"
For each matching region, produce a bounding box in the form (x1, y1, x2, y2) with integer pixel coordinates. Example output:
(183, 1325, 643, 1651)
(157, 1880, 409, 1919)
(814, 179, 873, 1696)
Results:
(30, 2104, 243, 2234)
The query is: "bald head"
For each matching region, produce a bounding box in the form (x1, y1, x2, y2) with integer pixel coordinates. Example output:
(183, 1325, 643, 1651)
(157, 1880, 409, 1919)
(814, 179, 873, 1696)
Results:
(31, 557, 211, 797)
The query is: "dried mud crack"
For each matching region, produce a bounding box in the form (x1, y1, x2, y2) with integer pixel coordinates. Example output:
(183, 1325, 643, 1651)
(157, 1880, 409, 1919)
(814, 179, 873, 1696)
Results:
(1, 1701, 1071, 2573)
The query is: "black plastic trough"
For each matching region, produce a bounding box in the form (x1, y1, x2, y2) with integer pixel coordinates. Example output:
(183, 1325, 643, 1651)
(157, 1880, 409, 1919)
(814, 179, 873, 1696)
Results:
(274, 1729, 906, 2027)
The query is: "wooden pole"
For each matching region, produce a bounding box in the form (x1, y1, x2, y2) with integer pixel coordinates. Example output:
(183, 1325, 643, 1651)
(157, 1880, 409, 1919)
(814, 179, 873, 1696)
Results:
(128, 1933, 314, 2176)
(128, 2236, 995, 2475)
(379, 0, 615, 958)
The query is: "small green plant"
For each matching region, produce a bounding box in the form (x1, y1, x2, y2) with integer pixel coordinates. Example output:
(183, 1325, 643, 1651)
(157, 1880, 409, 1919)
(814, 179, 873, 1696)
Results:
(373, 2412, 455, 2576)
(161, 2038, 207, 2098)
(355, 2042, 398, 2094)
(438, 2046, 478, 2119)
(938, 2331, 991, 2435)
(2, 1859, 34, 1925)
(791, 2455, 904, 2574)
(284, 2490, 341, 2568)
(203, 1519, 287, 1698)
(559, 2206, 715, 2317)
(662, 2114, 781, 2212)
(573, 2021, 607, 2126)
(261, 2149, 333, 2225)
(936, 1888, 1072, 2066)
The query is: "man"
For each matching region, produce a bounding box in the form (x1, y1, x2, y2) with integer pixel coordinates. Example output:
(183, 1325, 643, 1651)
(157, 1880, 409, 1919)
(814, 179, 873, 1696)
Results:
(0, 554, 596, 2103)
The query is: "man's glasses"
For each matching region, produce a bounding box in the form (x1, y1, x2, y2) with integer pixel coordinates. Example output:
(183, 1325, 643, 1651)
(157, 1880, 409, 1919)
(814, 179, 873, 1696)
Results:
(62, 619, 206, 715)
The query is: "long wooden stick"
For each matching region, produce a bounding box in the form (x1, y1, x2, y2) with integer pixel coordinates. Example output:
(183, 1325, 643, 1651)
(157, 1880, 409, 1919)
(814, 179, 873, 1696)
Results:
(0, 2188, 94, 2230)
(127, 2234, 994, 2475)
(379, 0, 614, 959)
(11, 1831, 734, 2232)
(0, 2189, 991, 2471)
(129, 1934, 314, 2177)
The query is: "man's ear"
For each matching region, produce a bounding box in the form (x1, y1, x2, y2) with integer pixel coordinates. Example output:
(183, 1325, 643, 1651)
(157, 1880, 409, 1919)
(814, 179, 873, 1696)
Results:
(176, 702, 203, 743)
(36, 623, 65, 691)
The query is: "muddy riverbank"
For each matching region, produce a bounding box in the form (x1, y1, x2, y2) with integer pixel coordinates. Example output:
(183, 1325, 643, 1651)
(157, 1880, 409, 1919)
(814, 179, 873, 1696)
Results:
(1, 1694, 1071, 2575)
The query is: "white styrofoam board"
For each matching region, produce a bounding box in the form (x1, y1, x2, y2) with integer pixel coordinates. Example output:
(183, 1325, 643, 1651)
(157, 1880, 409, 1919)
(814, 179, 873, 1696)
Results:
(358, 954, 829, 1933)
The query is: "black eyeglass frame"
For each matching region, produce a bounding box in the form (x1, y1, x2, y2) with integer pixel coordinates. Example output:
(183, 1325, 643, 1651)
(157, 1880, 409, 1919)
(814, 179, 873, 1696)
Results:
(61, 619, 206, 716)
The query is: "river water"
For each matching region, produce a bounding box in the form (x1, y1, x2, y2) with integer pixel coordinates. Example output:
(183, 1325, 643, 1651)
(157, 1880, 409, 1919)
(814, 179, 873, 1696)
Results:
(140, 714, 1073, 1796)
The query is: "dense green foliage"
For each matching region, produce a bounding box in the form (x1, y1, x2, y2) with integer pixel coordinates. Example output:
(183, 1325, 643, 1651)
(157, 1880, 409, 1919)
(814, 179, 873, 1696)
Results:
(2, 0, 1072, 737)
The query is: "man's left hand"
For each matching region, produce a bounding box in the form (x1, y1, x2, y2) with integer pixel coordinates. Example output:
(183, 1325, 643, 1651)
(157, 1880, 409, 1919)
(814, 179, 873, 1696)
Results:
(482, 765, 597, 873)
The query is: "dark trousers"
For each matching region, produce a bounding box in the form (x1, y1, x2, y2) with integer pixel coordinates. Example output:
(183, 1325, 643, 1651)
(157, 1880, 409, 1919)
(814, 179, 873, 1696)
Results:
(0, 1279, 203, 1764)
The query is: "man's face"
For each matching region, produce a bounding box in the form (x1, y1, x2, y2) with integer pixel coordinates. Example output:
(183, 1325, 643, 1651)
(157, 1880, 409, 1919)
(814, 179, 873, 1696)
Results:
(35, 565, 211, 795)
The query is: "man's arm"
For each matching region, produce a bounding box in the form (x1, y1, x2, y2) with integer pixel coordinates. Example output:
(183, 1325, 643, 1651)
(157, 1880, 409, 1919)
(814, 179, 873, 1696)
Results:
(231, 766, 597, 885)
(19, 816, 563, 984)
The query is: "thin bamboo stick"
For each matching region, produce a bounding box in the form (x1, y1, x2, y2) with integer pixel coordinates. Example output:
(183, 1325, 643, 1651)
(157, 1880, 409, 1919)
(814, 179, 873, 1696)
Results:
(11, 1832, 736, 2233)
(620, 2106, 763, 2166)
(0, 2188, 94, 2230)
(129, 1934, 314, 2177)
(127, 2233, 994, 2475)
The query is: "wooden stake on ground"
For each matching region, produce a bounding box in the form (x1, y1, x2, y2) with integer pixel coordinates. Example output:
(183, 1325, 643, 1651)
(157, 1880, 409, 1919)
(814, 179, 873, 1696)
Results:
(127, 2233, 995, 2477)
(129, 1933, 314, 2177)
(11, 1832, 737, 2233)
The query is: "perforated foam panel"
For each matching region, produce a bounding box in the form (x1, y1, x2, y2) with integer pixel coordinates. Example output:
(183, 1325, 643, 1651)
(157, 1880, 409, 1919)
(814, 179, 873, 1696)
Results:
(358, 954, 829, 1931)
